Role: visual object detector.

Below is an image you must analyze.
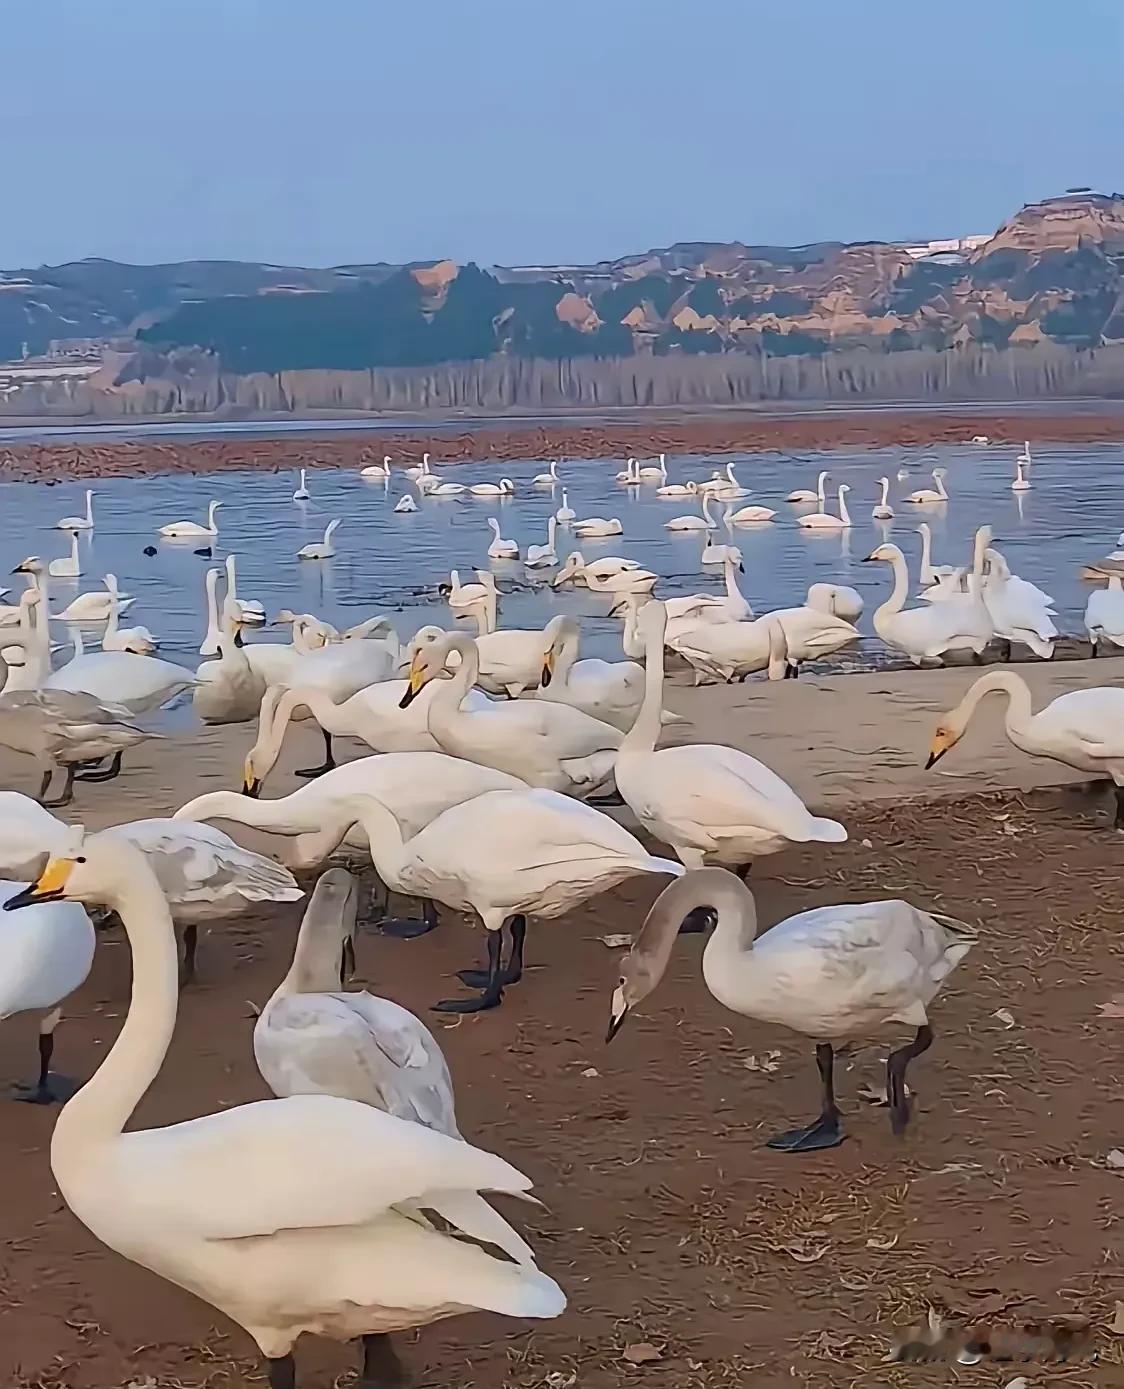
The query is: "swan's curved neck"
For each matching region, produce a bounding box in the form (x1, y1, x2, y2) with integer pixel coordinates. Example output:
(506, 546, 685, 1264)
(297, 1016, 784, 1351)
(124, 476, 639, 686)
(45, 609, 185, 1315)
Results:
(817, 471, 827, 502)
(701, 492, 714, 523)
(918, 526, 934, 582)
(208, 500, 219, 529)
(54, 861, 179, 1149)
(427, 636, 479, 736)
(838, 489, 850, 525)
(936, 473, 948, 499)
(275, 897, 348, 998)
(620, 610, 665, 753)
(873, 549, 911, 626)
(84, 490, 93, 523)
(880, 478, 889, 505)
(553, 621, 579, 683)
(952, 671, 1034, 744)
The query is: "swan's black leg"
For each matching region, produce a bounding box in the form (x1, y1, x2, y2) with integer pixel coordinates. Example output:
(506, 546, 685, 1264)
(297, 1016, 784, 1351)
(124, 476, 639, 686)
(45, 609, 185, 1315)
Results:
(457, 914, 526, 988)
(360, 1333, 408, 1388)
(74, 750, 124, 783)
(377, 897, 439, 939)
(434, 927, 506, 1013)
(766, 1042, 844, 1152)
(37, 767, 55, 802)
(42, 765, 76, 808)
(266, 1355, 296, 1389)
(887, 1024, 933, 1135)
(1114, 786, 1124, 830)
(12, 1020, 78, 1105)
(1000, 640, 1013, 663)
(180, 923, 199, 988)
(295, 729, 335, 779)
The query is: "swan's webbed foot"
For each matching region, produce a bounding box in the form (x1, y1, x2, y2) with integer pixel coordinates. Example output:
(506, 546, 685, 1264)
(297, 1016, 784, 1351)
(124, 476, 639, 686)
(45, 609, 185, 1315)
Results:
(434, 924, 512, 1012)
(11, 1072, 80, 1105)
(360, 1333, 408, 1388)
(377, 900, 439, 938)
(39, 766, 75, 808)
(456, 915, 526, 988)
(295, 730, 335, 779)
(432, 988, 505, 1013)
(765, 1042, 845, 1152)
(74, 751, 124, 784)
(887, 1024, 932, 1136)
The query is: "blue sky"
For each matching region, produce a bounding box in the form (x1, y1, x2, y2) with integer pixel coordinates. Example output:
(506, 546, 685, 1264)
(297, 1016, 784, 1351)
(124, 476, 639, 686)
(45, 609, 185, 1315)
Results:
(4, 0, 1121, 268)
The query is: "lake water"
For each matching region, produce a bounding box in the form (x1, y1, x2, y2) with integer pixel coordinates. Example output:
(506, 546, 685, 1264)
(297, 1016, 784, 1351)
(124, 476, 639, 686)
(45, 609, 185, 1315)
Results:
(1, 441, 1119, 676)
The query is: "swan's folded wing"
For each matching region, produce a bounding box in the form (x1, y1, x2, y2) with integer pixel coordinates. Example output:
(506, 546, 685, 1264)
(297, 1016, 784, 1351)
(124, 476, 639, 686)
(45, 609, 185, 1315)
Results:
(109, 821, 302, 907)
(660, 746, 819, 839)
(119, 1094, 529, 1240)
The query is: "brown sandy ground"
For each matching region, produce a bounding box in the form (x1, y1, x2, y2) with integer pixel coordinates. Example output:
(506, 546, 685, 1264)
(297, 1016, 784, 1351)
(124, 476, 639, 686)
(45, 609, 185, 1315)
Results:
(4, 408, 1124, 484)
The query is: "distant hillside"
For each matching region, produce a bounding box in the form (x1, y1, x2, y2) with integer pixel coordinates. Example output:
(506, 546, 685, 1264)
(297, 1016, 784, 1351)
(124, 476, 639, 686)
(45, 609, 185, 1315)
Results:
(4, 191, 1124, 415)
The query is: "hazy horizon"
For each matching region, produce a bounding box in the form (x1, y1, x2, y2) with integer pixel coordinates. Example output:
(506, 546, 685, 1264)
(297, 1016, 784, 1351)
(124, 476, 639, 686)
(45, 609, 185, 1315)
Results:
(4, 0, 1122, 270)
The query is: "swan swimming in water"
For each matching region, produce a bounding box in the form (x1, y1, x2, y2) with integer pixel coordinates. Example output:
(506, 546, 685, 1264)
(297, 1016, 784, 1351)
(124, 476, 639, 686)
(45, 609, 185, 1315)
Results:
(158, 499, 222, 538)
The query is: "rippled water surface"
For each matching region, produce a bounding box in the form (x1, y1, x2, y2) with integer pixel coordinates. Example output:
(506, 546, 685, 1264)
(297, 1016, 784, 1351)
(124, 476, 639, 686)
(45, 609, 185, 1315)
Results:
(1, 442, 1120, 675)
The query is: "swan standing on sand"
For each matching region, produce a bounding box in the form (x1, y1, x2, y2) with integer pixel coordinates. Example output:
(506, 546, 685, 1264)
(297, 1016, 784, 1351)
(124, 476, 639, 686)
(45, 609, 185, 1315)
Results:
(56, 489, 95, 531)
(607, 868, 975, 1151)
(872, 477, 894, 519)
(785, 469, 829, 504)
(615, 602, 847, 866)
(255, 869, 461, 1135)
(797, 483, 851, 530)
(296, 519, 341, 560)
(4, 834, 565, 1387)
(981, 544, 1056, 659)
(1086, 575, 1124, 655)
(486, 517, 519, 559)
(927, 671, 1124, 827)
(158, 498, 221, 538)
(903, 468, 949, 504)
(864, 543, 991, 665)
(293, 468, 311, 501)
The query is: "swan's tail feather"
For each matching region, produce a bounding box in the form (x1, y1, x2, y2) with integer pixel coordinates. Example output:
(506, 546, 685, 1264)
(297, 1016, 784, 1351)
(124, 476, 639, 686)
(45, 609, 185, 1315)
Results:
(928, 911, 978, 971)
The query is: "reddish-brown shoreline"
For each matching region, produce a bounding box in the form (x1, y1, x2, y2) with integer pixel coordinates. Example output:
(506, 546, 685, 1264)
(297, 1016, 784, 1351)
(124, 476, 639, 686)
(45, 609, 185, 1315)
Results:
(2, 408, 1124, 482)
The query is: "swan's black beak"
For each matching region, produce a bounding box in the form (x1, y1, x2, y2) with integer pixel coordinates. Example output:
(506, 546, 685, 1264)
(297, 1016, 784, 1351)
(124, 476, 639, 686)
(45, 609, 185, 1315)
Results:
(5, 858, 74, 910)
(738, 563, 744, 574)
(606, 1007, 629, 1043)
(340, 935, 357, 987)
(924, 749, 944, 770)
(399, 665, 426, 708)
(242, 777, 262, 798)
(4, 882, 61, 910)
(861, 554, 877, 563)
(540, 656, 553, 688)
(606, 985, 630, 1043)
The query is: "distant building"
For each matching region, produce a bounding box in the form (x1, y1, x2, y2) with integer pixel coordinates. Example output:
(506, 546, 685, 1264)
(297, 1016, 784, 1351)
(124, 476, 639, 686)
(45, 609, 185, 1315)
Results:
(900, 234, 991, 261)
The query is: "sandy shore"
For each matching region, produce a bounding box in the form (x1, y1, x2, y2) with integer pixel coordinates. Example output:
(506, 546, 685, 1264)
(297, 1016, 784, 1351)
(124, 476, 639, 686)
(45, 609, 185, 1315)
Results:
(3, 406, 1124, 483)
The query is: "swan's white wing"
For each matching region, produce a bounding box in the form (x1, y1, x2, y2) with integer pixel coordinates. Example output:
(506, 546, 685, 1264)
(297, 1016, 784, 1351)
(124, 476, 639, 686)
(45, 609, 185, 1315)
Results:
(111, 820, 302, 910)
(256, 991, 460, 1138)
(119, 1095, 532, 1241)
(644, 745, 825, 841)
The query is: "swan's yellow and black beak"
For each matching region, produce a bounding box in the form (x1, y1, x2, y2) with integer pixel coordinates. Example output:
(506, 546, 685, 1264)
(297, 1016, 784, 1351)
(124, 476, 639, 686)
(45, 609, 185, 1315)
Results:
(925, 727, 956, 769)
(606, 985, 630, 1043)
(241, 756, 261, 798)
(540, 648, 555, 688)
(399, 655, 428, 709)
(4, 857, 75, 911)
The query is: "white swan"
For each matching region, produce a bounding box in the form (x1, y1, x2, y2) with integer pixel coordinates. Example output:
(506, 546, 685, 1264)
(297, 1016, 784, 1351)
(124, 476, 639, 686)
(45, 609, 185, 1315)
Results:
(616, 601, 847, 862)
(916, 522, 957, 589)
(0, 875, 94, 1103)
(701, 462, 748, 498)
(158, 498, 221, 538)
(403, 451, 430, 480)
(571, 515, 623, 538)
(797, 483, 851, 530)
(667, 610, 791, 685)
(635, 454, 667, 481)
(1017, 440, 1032, 465)
(359, 455, 391, 478)
(44, 648, 198, 716)
(552, 552, 642, 587)
(394, 491, 419, 513)
(415, 599, 548, 699)
(102, 575, 157, 654)
(1011, 458, 1030, 492)
(805, 583, 863, 623)
(52, 567, 134, 623)
(607, 868, 974, 1150)
(661, 553, 753, 625)
(486, 517, 519, 560)
(582, 566, 658, 597)
(872, 476, 894, 519)
(928, 671, 1124, 826)
(615, 458, 638, 482)
(254, 868, 460, 1134)
(402, 633, 621, 798)
(428, 479, 467, 496)
(1086, 575, 1124, 655)
(525, 516, 558, 568)
(224, 553, 266, 626)
(785, 469, 828, 505)
(48, 532, 82, 578)
(56, 489, 95, 531)
(468, 477, 515, 497)
(665, 492, 717, 532)
(440, 569, 494, 614)
(537, 615, 682, 732)
(532, 460, 560, 486)
(864, 542, 991, 665)
(297, 519, 341, 560)
(726, 500, 776, 523)
(903, 468, 949, 504)
(655, 455, 696, 497)
(554, 488, 576, 523)
(982, 545, 1056, 659)
(293, 468, 311, 502)
(3, 834, 565, 1383)
(699, 531, 741, 565)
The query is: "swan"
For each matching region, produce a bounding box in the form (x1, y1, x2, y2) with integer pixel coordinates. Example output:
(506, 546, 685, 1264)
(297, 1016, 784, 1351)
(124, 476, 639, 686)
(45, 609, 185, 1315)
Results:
(1086, 575, 1124, 654)
(224, 553, 266, 626)
(179, 752, 527, 936)
(903, 468, 949, 504)
(1012, 458, 1031, 492)
(403, 451, 430, 480)
(53, 570, 135, 623)
(981, 544, 1056, 659)
(0, 875, 94, 1103)
(415, 599, 552, 699)
(293, 468, 311, 502)
(429, 480, 467, 496)
(785, 469, 829, 505)
(486, 517, 519, 560)
(102, 575, 157, 654)
(525, 516, 558, 568)
(872, 477, 894, 519)
(553, 552, 642, 587)
(48, 532, 82, 578)
(1017, 441, 1032, 465)
(636, 455, 667, 481)
(254, 868, 460, 1135)
(194, 592, 266, 724)
(359, 455, 391, 478)
(44, 648, 198, 717)
(805, 583, 863, 623)
(401, 633, 622, 799)
(615, 602, 846, 864)
(699, 531, 741, 565)
(660, 553, 753, 626)
(3, 834, 565, 1385)
(56, 489, 95, 531)
(468, 477, 515, 497)
(701, 462, 748, 498)
(158, 498, 221, 538)
(797, 483, 851, 530)
(297, 519, 341, 560)
(440, 568, 492, 612)
(667, 610, 791, 685)
(726, 501, 776, 523)
(864, 543, 991, 665)
(927, 671, 1124, 826)
(665, 492, 717, 532)
(916, 523, 957, 589)
(571, 516, 623, 538)
(532, 460, 560, 486)
(245, 678, 495, 789)
(394, 492, 418, 513)
(615, 458, 638, 482)
(581, 566, 658, 597)
(537, 615, 682, 732)
(607, 868, 974, 1150)
(972, 435, 991, 445)
(554, 489, 576, 523)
